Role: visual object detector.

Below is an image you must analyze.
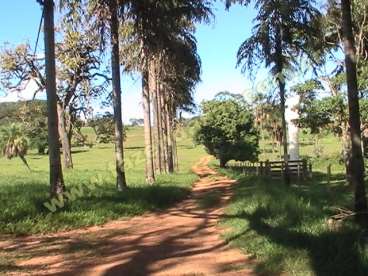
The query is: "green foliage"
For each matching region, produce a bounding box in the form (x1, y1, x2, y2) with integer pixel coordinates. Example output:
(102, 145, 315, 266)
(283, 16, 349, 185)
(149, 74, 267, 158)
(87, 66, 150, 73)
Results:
(0, 127, 205, 235)
(129, 118, 144, 126)
(194, 96, 259, 166)
(292, 79, 323, 101)
(0, 123, 28, 159)
(0, 101, 48, 154)
(89, 112, 125, 144)
(18, 101, 48, 154)
(0, 123, 30, 170)
(218, 166, 368, 275)
(299, 94, 368, 135)
(299, 96, 346, 135)
(228, 0, 323, 78)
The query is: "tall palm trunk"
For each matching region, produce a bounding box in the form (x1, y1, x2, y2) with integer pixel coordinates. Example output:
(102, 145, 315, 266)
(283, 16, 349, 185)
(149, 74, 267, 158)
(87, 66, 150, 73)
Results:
(275, 25, 290, 185)
(173, 132, 179, 171)
(341, 0, 368, 224)
(150, 58, 162, 173)
(57, 103, 73, 169)
(109, 0, 127, 191)
(161, 91, 169, 172)
(166, 96, 174, 173)
(170, 107, 179, 171)
(158, 83, 167, 173)
(152, 74, 163, 173)
(142, 66, 155, 184)
(43, 0, 65, 196)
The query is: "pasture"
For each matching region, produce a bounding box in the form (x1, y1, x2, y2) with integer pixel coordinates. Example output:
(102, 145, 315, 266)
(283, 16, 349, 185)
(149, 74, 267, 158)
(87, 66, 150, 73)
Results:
(0, 127, 205, 235)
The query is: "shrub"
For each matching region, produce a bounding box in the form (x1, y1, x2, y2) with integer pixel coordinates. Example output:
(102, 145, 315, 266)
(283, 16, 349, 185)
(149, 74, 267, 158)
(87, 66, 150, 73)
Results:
(194, 96, 259, 167)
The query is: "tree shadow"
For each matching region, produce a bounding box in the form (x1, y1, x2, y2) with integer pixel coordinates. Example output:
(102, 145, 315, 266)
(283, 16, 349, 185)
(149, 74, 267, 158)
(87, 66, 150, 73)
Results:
(125, 146, 144, 150)
(232, 207, 368, 276)
(0, 180, 191, 235)
(0, 173, 251, 276)
(71, 149, 89, 154)
(221, 168, 368, 275)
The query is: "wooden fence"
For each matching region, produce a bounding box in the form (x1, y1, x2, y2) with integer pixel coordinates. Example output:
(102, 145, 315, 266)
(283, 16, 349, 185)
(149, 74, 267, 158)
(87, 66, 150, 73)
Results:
(228, 159, 312, 181)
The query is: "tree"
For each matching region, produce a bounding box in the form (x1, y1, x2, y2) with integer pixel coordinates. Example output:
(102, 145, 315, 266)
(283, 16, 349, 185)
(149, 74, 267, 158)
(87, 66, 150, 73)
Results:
(251, 93, 284, 154)
(42, 0, 65, 196)
(120, 0, 211, 181)
(195, 96, 259, 168)
(68, 0, 130, 189)
(90, 112, 126, 144)
(0, 123, 31, 171)
(129, 118, 144, 126)
(18, 101, 48, 154)
(0, 101, 48, 154)
(109, 0, 127, 190)
(0, 26, 107, 169)
(341, 0, 368, 224)
(226, 0, 322, 183)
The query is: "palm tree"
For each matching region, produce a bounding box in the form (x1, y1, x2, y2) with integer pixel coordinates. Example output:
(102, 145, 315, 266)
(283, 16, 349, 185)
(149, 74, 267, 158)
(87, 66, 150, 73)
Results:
(226, 0, 322, 184)
(0, 124, 31, 171)
(40, 0, 65, 196)
(341, 0, 368, 224)
(158, 33, 202, 173)
(123, 0, 211, 180)
(109, 0, 127, 190)
(58, 0, 128, 190)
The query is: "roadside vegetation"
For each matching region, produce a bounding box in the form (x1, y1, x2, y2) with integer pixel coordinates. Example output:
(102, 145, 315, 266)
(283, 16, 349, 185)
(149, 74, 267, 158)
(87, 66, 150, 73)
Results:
(0, 126, 204, 235)
(217, 133, 368, 275)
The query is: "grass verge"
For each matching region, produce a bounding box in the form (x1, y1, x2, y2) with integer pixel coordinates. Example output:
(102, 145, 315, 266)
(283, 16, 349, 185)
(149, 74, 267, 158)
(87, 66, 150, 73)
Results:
(0, 127, 205, 235)
(217, 165, 368, 276)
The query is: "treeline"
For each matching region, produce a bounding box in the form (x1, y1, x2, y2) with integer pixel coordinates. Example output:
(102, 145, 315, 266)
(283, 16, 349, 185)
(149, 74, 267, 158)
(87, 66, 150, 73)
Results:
(226, 0, 368, 224)
(0, 0, 211, 195)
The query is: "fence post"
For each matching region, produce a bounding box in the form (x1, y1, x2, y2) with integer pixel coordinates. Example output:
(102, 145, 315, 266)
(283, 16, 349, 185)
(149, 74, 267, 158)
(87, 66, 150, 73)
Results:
(327, 164, 331, 185)
(301, 159, 307, 180)
(309, 163, 313, 178)
(265, 160, 270, 177)
(297, 163, 301, 182)
(260, 161, 264, 176)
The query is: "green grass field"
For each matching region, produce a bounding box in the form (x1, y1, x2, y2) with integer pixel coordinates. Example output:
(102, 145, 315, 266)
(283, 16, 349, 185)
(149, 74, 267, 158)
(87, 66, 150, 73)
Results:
(218, 132, 368, 275)
(2, 125, 368, 275)
(0, 126, 205, 235)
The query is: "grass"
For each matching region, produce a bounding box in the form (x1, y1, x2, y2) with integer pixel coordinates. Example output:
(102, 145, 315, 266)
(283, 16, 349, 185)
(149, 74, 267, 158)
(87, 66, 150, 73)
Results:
(0, 126, 205, 235)
(217, 131, 368, 275)
(2, 124, 368, 275)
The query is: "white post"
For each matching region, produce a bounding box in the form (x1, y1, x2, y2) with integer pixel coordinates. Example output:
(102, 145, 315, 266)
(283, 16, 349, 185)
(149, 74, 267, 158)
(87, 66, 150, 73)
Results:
(285, 95, 300, 161)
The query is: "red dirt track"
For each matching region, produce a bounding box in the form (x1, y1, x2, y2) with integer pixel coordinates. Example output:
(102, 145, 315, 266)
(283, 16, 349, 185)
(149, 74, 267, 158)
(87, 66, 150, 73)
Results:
(1, 156, 254, 275)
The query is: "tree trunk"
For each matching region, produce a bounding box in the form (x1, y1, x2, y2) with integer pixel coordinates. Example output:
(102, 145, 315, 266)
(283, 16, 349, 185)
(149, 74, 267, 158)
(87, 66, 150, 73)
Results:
(150, 59, 162, 173)
(275, 25, 290, 185)
(341, 0, 368, 224)
(43, 0, 65, 197)
(156, 62, 164, 173)
(160, 87, 168, 173)
(152, 80, 158, 171)
(220, 159, 227, 168)
(57, 103, 73, 169)
(172, 120, 179, 171)
(279, 79, 290, 185)
(142, 67, 155, 184)
(341, 124, 352, 184)
(109, 0, 127, 191)
(166, 96, 174, 173)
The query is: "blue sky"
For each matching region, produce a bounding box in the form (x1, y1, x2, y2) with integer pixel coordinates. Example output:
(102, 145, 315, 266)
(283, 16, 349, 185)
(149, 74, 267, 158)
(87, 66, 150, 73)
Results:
(0, 1, 258, 122)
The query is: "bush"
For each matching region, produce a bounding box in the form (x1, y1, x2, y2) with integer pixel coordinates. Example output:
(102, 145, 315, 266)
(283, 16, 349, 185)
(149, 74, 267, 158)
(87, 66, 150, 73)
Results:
(194, 96, 259, 167)
(89, 112, 126, 144)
